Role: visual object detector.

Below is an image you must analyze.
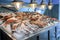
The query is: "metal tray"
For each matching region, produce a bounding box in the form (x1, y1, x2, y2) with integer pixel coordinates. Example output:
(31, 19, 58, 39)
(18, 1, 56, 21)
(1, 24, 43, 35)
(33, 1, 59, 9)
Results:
(0, 22, 59, 40)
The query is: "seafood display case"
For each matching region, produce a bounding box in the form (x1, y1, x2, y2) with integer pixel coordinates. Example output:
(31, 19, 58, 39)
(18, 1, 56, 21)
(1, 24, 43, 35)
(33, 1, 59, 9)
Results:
(0, 12, 59, 40)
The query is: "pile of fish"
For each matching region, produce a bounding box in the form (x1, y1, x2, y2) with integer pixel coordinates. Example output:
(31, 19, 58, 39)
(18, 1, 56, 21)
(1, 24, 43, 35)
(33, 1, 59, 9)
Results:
(0, 12, 58, 39)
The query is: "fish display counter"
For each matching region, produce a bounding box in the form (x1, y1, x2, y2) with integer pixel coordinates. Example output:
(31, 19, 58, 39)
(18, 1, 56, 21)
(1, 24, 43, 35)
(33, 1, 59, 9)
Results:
(0, 12, 60, 40)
